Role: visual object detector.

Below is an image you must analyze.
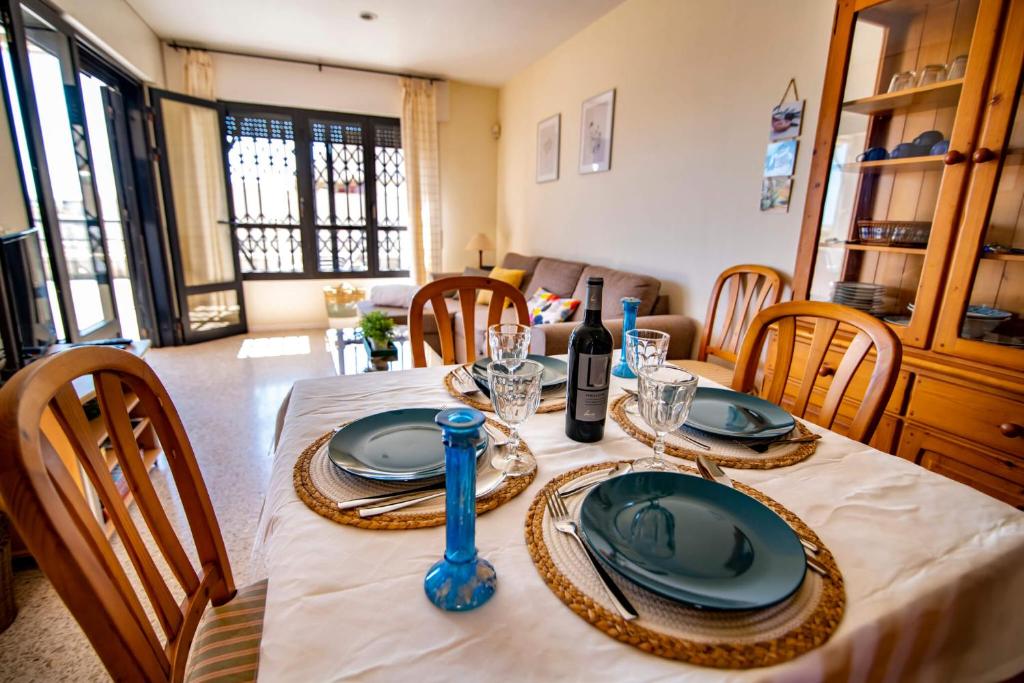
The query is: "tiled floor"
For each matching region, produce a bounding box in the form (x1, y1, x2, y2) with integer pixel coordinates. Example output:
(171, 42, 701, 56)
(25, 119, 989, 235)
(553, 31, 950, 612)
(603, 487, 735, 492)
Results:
(0, 329, 341, 682)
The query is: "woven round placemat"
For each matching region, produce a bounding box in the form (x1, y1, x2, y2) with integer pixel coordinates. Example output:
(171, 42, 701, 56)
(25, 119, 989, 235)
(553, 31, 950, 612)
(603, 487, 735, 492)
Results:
(610, 393, 818, 469)
(294, 419, 535, 530)
(443, 368, 566, 414)
(525, 464, 845, 669)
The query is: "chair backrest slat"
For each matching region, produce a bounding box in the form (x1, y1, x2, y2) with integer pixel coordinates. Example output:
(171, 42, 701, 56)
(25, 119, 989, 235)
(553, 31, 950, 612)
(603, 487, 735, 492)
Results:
(49, 383, 183, 641)
(732, 301, 902, 444)
(0, 347, 236, 682)
(409, 276, 530, 367)
(700, 265, 783, 363)
(95, 372, 200, 598)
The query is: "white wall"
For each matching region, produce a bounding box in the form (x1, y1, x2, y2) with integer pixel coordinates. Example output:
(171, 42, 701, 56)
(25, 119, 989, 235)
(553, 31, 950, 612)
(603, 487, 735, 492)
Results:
(162, 47, 499, 331)
(496, 0, 834, 322)
(49, 0, 164, 85)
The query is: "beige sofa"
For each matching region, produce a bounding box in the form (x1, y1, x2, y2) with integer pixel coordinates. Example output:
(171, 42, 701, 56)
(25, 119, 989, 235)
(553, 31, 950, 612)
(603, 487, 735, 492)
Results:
(357, 253, 696, 362)
(438, 252, 695, 362)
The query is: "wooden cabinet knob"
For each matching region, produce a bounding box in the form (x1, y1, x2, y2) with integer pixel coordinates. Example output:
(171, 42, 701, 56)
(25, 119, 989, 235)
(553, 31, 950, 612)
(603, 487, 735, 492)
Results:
(999, 423, 1023, 438)
(944, 150, 966, 164)
(818, 365, 835, 377)
(972, 147, 997, 163)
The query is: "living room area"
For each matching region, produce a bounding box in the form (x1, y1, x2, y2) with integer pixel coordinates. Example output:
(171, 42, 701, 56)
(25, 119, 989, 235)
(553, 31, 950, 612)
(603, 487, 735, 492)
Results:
(1, 0, 1023, 681)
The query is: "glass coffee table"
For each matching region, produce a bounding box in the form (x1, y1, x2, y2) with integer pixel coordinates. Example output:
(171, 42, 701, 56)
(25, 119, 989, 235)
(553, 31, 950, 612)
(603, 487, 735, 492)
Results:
(328, 325, 412, 375)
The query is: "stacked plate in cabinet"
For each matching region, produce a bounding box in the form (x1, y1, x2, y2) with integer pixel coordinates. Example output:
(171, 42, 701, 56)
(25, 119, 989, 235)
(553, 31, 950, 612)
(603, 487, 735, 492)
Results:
(831, 282, 886, 316)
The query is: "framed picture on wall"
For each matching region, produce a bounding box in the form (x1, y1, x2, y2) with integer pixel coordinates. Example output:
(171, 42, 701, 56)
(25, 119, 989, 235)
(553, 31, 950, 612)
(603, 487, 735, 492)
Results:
(536, 114, 560, 183)
(579, 89, 615, 174)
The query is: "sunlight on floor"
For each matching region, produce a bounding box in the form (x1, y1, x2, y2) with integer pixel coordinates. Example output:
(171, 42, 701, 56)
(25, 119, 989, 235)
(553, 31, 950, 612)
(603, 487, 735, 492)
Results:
(236, 335, 312, 359)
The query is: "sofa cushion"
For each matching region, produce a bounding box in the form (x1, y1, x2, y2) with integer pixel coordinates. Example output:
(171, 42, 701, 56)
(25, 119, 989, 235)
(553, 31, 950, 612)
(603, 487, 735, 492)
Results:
(527, 287, 580, 325)
(525, 257, 586, 299)
(569, 266, 661, 321)
(476, 267, 525, 306)
(500, 252, 541, 286)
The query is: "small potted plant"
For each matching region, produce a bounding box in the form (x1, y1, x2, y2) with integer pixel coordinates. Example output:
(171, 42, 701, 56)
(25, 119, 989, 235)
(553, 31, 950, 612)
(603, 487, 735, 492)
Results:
(359, 311, 398, 371)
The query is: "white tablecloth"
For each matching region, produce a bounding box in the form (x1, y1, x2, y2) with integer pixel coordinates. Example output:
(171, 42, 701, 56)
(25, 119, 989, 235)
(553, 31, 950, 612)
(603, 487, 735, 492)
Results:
(255, 363, 1024, 682)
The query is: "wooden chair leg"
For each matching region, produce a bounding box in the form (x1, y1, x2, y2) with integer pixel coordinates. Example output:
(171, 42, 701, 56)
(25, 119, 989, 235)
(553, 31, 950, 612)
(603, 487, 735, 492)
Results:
(0, 512, 16, 633)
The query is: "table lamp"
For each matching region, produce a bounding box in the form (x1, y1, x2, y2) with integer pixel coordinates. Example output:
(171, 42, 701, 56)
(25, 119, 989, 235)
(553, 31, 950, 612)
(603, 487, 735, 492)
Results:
(464, 232, 495, 269)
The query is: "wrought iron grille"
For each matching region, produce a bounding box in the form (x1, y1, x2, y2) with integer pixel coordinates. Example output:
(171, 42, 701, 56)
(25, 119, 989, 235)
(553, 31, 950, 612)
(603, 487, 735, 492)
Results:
(312, 120, 369, 273)
(374, 123, 408, 272)
(220, 105, 408, 279)
(225, 112, 303, 273)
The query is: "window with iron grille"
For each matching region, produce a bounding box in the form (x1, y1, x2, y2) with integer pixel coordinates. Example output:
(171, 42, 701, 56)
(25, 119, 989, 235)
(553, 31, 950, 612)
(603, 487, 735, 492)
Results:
(222, 103, 409, 279)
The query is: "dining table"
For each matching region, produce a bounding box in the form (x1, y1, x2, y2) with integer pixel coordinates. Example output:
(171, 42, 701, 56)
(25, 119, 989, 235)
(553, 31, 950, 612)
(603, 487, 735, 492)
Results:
(254, 358, 1024, 682)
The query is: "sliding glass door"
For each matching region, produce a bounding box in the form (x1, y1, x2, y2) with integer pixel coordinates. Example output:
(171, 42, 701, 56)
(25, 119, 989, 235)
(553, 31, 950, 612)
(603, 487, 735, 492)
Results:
(152, 89, 246, 343)
(9, 3, 119, 340)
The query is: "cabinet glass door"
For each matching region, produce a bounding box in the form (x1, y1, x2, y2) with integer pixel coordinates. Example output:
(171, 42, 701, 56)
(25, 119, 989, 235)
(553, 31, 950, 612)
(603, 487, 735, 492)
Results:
(936, 0, 1024, 369)
(804, 0, 1001, 348)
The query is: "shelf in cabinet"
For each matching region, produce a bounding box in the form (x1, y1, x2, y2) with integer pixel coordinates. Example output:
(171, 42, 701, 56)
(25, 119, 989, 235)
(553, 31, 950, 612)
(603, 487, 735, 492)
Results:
(841, 155, 945, 174)
(981, 252, 1024, 262)
(835, 243, 928, 255)
(842, 79, 963, 116)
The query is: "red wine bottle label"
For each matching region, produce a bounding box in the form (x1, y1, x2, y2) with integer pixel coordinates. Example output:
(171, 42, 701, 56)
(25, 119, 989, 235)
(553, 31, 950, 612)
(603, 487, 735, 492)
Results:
(574, 352, 610, 422)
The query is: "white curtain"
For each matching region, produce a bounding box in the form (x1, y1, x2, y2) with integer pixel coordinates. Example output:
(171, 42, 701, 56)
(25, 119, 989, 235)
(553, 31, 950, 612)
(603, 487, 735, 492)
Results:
(400, 78, 442, 284)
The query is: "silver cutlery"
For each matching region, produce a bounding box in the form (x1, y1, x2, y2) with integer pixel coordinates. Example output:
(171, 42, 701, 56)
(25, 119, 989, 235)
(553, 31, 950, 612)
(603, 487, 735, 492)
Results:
(339, 483, 444, 510)
(453, 366, 481, 395)
(483, 423, 509, 447)
(557, 461, 633, 498)
(359, 468, 506, 517)
(545, 491, 638, 621)
(694, 455, 827, 575)
(731, 433, 822, 447)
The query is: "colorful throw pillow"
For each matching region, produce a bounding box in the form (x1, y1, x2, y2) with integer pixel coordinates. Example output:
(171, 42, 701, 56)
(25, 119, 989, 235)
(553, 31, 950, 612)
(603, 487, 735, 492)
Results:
(527, 287, 580, 325)
(476, 267, 526, 307)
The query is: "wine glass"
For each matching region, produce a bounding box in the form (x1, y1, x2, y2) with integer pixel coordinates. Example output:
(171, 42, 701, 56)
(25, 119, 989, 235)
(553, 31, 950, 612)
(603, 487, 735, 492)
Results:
(634, 364, 698, 472)
(488, 323, 531, 370)
(488, 359, 542, 477)
(624, 329, 670, 414)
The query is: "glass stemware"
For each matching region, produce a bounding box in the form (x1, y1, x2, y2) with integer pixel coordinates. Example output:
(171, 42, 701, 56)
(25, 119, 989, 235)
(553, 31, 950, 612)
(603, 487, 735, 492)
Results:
(488, 359, 542, 477)
(624, 328, 670, 414)
(488, 323, 531, 370)
(634, 364, 698, 472)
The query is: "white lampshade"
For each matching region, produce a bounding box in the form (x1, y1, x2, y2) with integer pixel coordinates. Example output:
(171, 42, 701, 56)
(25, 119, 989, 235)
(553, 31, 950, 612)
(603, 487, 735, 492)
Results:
(464, 232, 495, 252)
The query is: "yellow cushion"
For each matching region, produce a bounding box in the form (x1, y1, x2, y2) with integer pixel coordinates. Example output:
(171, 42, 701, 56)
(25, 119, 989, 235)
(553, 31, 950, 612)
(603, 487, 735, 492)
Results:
(476, 268, 525, 307)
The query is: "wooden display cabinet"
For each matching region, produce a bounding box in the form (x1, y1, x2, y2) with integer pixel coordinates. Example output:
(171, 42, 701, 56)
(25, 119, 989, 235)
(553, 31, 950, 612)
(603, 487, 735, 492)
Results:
(794, 0, 1024, 507)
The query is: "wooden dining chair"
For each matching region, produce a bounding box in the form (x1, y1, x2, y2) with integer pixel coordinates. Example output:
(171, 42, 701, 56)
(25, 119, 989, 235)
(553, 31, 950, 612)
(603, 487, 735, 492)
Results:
(409, 275, 530, 367)
(732, 301, 902, 444)
(0, 347, 265, 682)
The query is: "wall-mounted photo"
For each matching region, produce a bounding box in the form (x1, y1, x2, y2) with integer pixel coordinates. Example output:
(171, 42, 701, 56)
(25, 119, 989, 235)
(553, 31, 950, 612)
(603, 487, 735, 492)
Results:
(579, 89, 615, 174)
(764, 139, 798, 177)
(760, 176, 792, 212)
(770, 100, 804, 141)
(536, 113, 560, 183)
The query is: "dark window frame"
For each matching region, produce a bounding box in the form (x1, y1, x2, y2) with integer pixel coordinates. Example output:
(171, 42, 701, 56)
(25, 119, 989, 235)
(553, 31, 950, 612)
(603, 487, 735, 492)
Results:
(219, 99, 409, 281)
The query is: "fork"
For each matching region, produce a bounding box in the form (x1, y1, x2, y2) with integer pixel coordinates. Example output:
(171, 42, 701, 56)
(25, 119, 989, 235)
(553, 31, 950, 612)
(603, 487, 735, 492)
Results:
(546, 492, 638, 621)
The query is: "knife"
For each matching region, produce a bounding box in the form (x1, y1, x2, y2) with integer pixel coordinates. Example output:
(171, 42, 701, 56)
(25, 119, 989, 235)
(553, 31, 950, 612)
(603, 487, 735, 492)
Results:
(694, 455, 825, 571)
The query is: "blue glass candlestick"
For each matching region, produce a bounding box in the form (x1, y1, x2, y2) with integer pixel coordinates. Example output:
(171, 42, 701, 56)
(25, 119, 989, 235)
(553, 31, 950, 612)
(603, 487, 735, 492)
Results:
(424, 407, 496, 611)
(612, 297, 641, 378)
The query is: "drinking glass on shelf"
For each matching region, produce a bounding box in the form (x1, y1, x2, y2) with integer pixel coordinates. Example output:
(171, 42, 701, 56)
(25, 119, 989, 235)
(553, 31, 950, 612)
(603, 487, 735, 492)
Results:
(624, 329, 670, 414)
(488, 360, 542, 477)
(916, 64, 947, 87)
(947, 54, 968, 80)
(887, 70, 916, 92)
(488, 323, 531, 370)
(634, 365, 698, 472)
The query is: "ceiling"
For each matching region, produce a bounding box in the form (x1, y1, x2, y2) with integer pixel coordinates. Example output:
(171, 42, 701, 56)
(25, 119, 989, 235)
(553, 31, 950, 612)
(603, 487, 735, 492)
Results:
(125, 0, 626, 86)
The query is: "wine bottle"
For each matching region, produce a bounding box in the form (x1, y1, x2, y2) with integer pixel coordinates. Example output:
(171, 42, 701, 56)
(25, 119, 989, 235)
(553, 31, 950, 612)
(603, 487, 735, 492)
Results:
(565, 277, 613, 442)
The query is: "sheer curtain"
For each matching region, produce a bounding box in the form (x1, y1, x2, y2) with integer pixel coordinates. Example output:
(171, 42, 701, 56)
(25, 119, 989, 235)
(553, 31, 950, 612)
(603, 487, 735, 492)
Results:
(400, 78, 442, 284)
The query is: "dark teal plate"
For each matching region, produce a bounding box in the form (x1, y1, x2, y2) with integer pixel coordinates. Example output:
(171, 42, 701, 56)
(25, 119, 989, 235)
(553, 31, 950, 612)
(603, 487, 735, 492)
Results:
(580, 472, 806, 610)
(685, 388, 794, 439)
(471, 354, 568, 390)
(328, 408, 486, 482)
